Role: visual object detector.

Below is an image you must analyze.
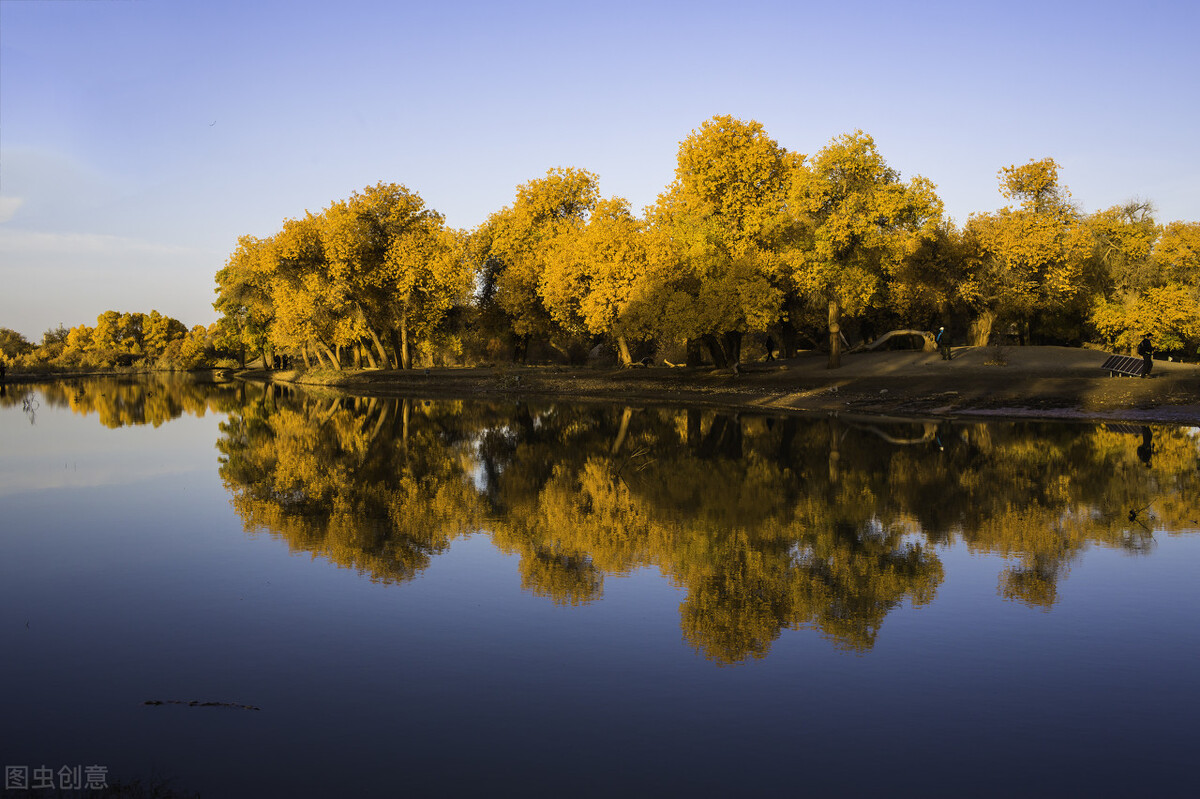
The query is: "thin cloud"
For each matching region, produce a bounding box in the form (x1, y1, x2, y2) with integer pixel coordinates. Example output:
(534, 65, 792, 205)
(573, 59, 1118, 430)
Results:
(0, 197, 24, 223)
(0, 228, 203, 258)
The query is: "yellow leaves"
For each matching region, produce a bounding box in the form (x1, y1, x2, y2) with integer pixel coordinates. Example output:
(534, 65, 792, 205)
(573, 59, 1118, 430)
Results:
(673, 115, 793, 249)
(220, 182, 470, 364)
(789, 130, 942, 311)
(1093, 284, 1200, 352)
(648, 116, 797, 341)
(965, 162, 1093, 319)
(1088, 219, 1200, 353)
(1155, 221, 1200, 283)
(998, 158, 1071, 213)
(539, 195, 654, 341)
(473, 167, 601, 338)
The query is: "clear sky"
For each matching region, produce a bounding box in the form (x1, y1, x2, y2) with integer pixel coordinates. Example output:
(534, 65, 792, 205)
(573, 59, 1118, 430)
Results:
(2, 0, 1197, 341)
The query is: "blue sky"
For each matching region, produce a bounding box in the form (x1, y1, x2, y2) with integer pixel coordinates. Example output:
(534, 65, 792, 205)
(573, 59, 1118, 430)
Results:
(2, 0, 1197, 340)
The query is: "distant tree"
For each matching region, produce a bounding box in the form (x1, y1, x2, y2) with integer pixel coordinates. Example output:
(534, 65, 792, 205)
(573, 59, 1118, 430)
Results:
(0, 327, 33, 362)
(41, 324, 69, 346)
(143, 310, 188, 361)
(1087, 201, 1159, 294)
(61, 324, 94, 365)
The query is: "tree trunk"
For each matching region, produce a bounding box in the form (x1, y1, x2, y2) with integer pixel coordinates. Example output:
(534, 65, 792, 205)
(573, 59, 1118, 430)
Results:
(362, 342, 378, 369)
(828, 416, 841, 485)
(687, 408, 702, 448)
(851, 329, 937, 353)
(368, 327, 391, 369)
(685, 337, 703, 367)
(723, 331, 742, 368)
(399, 313, 411, 370)
(780, 317, 799, 359)
(319, 340, 341, 370)
(401, 398, 411, 449)
(388, 329, 404, 370)
(352, 304, 392, 369)
(367, 398, 389, 443)
(702, 334, 728, 368)
(615, 334, 632, 367)
(827, 300, 842, 369)
(968, 311, 995, 347)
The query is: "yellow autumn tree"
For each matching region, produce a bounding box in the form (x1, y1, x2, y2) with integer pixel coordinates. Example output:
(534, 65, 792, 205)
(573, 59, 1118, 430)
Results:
(473, 168, 600, 359)
(539, 197, 656, 365)
(1092, 219, 1200, 354)
(267, 214, 348, 367)
(787, 131, 943, 367)
(319, 182, 471, 369)
(647, 115, 796, 368)
(962, 158, 1094, 345)
(215, 234, 279, 366)
(218, 182, 469, 370)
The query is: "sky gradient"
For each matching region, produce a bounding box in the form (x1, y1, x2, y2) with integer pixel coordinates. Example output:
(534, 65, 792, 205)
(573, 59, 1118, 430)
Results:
(2, 0, 1197, 340)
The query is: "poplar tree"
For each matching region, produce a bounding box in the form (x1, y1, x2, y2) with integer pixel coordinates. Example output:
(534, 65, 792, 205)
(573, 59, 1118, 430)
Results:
(962, 158, 1092, 345)
(648, 115, 795, 368)
(787, 131, 943, 368)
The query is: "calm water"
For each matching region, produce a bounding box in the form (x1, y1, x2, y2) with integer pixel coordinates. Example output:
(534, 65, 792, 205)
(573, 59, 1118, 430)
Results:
(1, 377, 1198, 797)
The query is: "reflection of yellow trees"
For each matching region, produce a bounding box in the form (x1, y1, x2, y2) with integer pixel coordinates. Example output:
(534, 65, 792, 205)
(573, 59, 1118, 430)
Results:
(218, 392, 485, 583)
(480, 409, 943, 658)
(883, 423, 1199, 607)
(212, 390, 1200, 662)
(29, 376, 240, 428)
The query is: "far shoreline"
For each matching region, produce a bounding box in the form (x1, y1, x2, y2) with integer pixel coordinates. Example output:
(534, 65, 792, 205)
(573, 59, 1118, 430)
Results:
(6, 345, 1199, 424)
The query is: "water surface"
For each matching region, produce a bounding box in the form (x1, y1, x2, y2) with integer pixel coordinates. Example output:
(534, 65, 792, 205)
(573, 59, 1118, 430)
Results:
(2, 378, 1198, 797)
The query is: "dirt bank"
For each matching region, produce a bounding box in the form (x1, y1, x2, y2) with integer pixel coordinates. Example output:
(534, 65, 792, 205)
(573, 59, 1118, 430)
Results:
(247, 345, 1200, 424)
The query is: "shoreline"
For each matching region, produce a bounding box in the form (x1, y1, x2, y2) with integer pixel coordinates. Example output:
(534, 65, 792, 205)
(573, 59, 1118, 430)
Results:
(244, 345, 1200, 425)
(6, 346, 1199, 424)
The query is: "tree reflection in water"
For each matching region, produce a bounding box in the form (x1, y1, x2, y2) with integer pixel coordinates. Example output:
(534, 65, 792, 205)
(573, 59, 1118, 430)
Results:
(137, 382, 1196, 663)
(7, 374, 244, 428)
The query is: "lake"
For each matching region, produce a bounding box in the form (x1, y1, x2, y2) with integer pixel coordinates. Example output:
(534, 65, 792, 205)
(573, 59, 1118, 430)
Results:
(2, 376, 1198, 797)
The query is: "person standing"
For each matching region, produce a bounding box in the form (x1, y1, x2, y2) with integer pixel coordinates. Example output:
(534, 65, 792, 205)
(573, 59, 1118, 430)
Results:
(936, 327, 952, 361)
(1137, 333, 1155, 377)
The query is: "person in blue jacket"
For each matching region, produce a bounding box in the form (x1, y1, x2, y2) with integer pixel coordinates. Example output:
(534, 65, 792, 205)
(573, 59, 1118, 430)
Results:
(936, 327, 951, 360)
